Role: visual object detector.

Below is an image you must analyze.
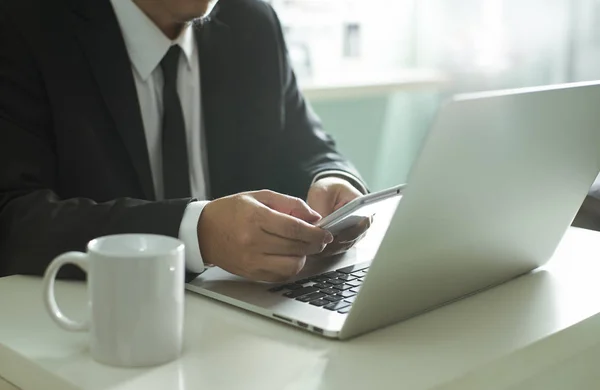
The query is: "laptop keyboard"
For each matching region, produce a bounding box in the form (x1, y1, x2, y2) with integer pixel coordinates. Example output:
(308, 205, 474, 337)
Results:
(268, 262, 370, 314)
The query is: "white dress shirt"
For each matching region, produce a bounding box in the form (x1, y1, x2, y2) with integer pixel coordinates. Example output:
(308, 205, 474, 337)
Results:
(111, 0, 207, 272)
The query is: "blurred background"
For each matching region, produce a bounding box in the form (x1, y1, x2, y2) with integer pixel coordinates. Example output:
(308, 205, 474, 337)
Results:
(265, 0, 600, 190)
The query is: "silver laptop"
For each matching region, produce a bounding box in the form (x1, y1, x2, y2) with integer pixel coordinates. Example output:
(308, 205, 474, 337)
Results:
(187, 81, 600, 339)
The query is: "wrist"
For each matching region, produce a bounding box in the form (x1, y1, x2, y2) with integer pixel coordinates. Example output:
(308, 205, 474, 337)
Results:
(197, 201, 215, 267)
(312, 171, 368, 195)
(314, 176, 351, 186)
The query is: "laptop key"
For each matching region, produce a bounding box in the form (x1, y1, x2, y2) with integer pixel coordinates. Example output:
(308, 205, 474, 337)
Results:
(334, 284, 353, 291)
(283, 286, 319, 299)
(324, 301, 351, 311)
(338, 290, 356, 298)
(344, 296, 357, 304)
(346, 280, 361, 288)
(326, 279, 344, 286)
(336, 262, 371, 274)
(322, 271, 343, 278)
(282, 284, 302, 290)
(324, 295, 344, 302)
(338, 307, 352, 314)
(337, 274, 357, 281)
(310, 299, 330, 307)
(350, 286, 362, 293)
(313, 283, 329, 289)
(296, 292, 326, 303)
(320, 288, 339, 295)
(351, 272, 363, 278)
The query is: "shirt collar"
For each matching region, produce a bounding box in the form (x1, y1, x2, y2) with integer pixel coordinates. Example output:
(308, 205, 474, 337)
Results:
(110, 0, 196, 81)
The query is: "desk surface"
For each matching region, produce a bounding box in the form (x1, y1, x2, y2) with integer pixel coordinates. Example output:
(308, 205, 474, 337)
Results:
(2, 225, 600, 390)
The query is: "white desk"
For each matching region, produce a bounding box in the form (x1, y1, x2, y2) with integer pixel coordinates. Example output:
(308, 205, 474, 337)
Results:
(2, 225, 600, 390)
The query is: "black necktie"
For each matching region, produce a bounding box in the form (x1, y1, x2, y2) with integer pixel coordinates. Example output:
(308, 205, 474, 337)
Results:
(161, 45, 191, 199)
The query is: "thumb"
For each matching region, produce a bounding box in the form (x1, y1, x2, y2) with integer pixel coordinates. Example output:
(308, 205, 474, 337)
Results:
(306, 187, 338, 218)
(307, 195, 333, 218)
(252, 190, 322, 223)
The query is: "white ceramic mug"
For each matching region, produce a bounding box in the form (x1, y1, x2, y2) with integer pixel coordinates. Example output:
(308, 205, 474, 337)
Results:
(42, 234, 185, 367)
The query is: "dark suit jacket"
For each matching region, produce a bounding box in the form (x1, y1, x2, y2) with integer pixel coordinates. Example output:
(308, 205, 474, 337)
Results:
(0, 0, 363, 277)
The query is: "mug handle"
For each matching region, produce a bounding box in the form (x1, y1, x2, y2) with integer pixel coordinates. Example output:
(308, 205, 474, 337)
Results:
(42, 252, 91, 331)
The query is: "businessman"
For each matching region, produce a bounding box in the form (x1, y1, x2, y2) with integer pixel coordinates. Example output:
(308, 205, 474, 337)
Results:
(0, 0, 370, 282)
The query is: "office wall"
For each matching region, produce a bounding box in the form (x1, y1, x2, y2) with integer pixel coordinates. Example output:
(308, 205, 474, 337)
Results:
(310, 91, 440, 191)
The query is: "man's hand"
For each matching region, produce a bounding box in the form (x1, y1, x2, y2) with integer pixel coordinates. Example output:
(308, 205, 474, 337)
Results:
(307, 176, 371, 257)
(197, 190, 333, 282)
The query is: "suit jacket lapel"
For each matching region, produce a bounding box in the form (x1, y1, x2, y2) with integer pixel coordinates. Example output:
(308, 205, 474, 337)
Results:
(67, 0, 156, 200)
(196, 15, 238, 198)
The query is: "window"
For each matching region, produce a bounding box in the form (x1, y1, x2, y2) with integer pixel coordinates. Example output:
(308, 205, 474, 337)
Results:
(266, 0, 417, 85)
(269, 0, 600, 94)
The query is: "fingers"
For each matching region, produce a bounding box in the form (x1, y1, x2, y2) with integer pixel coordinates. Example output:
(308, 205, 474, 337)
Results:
(307, 177, 363, 217)
(335, 216, 372, 243)
(314, 217, 372, 258)
(253, 190, 321, 223)
(201, 191, 328, 283)
(316, 233, 363, 258)
(259, 206, 333, 245)
(306, 189, 335, 218)
(260, 229, 327, 256)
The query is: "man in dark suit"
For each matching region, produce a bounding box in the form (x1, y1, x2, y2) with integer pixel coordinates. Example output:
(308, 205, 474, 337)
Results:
(0, 0, 370, 282)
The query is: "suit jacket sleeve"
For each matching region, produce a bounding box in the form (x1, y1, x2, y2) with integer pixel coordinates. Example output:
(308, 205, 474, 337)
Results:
(263, 4, 366, 198)
(0, 12, 190, 278)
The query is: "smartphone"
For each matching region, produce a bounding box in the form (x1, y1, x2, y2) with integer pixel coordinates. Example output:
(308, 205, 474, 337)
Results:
(315, 183, 406, 234)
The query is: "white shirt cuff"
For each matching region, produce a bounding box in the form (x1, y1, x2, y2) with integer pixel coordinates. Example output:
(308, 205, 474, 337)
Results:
(312, 170, 368, 194)
(178, 200, 210, 273)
